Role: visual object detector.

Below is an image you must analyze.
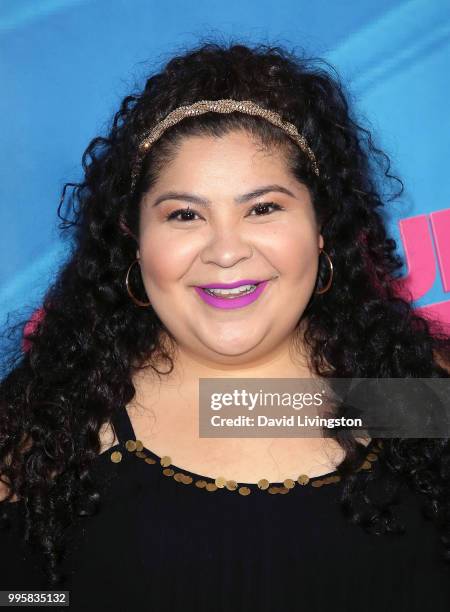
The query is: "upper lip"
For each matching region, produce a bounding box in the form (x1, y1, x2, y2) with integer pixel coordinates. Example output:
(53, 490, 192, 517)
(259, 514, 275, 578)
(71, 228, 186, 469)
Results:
(197, 279, 267, 289)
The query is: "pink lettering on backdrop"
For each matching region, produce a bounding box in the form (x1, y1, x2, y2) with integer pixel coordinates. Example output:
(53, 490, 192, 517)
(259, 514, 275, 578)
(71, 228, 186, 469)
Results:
(429, 209, 450, 293)
(392, 214, 436, 301)
(392, 208, 450, 333)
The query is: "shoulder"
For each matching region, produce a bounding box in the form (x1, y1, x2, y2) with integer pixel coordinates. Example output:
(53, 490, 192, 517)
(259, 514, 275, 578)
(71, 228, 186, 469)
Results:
(1, 421, 119, 503)
(99, 420, 119, 453)
(1, 422, 118, 503)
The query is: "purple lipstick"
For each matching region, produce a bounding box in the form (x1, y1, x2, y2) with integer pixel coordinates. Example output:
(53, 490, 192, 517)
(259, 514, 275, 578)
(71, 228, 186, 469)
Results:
(194, 278, 270, 309)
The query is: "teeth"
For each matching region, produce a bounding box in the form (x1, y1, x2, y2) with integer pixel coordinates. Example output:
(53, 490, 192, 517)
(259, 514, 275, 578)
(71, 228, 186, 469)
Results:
(204, 284, 257, 298)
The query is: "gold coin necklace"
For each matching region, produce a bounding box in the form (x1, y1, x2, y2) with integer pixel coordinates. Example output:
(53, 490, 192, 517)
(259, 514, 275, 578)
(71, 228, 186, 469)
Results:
(110, 439, 382, 496)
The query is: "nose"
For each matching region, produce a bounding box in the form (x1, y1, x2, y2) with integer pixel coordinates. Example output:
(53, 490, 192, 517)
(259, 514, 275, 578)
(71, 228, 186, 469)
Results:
(200, 225, 254, 268)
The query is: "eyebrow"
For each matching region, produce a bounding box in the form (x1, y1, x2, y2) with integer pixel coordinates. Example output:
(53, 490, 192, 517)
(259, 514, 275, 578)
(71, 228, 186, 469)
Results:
(152, 184, 296, 207)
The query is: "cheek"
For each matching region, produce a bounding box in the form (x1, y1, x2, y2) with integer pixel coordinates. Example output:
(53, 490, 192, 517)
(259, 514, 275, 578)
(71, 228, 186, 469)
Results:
(138, 227, 199, 284)
(262, 222, 319, 278)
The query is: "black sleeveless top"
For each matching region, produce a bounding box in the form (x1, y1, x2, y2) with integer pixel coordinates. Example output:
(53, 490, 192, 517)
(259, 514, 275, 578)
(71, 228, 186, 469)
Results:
(1, 406, 449, 611)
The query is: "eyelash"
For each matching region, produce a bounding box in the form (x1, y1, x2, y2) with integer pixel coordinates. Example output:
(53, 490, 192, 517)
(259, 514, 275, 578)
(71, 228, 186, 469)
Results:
(165, 202, 284, 222)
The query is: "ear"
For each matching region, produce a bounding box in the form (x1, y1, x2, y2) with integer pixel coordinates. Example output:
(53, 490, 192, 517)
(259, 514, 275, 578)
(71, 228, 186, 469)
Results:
(319, 233, 324, 250)
(136, 248, 140, 260)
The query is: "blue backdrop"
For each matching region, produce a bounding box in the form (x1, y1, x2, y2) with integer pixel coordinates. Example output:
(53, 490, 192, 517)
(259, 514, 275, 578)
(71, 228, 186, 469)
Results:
(1, 0, 449, 328)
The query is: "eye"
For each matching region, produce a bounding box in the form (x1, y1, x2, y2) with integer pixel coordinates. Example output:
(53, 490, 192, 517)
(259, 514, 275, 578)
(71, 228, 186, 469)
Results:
(165, 207, 202, 222)
(247, 202, 283, 216)
(164, 201, 283, 223)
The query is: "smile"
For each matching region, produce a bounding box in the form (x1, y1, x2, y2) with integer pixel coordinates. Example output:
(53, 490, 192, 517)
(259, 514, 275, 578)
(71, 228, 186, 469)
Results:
(194, 280, 270, 309)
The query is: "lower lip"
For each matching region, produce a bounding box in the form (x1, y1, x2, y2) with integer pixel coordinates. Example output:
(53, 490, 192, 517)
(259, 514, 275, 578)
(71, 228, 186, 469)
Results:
(194, 281, 270, 309)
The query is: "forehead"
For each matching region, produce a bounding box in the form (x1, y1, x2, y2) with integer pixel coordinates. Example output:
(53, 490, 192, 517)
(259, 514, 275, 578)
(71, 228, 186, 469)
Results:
(152, 130, 293, 187)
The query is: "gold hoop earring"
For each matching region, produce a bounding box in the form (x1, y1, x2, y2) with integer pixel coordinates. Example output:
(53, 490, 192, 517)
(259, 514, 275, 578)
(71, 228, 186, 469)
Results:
(125, 258, 152, 307)
(315, 248, 333, 295)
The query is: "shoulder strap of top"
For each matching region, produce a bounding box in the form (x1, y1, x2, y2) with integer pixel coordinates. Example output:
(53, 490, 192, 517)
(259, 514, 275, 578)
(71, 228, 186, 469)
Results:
(111, 406, 136, 445)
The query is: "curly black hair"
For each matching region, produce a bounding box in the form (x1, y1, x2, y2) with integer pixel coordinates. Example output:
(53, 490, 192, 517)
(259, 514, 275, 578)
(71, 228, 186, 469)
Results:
(1, 39, 450, 587)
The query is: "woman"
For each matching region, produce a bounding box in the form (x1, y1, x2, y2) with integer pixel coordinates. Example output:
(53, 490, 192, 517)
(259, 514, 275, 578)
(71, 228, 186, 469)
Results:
(1, 41, 449, 611)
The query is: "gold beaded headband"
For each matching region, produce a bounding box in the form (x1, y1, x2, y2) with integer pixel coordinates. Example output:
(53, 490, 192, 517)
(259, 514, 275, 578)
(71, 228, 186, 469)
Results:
(130, 98, 320, 192)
